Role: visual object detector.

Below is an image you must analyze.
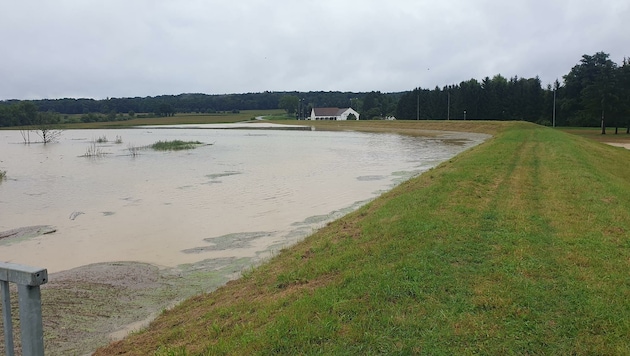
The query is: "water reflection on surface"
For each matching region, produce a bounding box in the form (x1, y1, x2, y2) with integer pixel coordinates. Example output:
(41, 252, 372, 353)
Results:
(0, 128, 487, 273)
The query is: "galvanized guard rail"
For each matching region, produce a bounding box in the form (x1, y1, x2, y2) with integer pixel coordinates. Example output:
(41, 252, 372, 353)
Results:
(0, 262, 48, 356)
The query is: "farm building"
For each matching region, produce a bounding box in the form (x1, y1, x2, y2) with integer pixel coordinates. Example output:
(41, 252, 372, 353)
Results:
(309, 107, 360, 121)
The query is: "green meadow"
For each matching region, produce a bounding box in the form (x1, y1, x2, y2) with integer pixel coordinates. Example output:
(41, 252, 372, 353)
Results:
(53, 110, 285, 129)
(86, 121, 629, 354)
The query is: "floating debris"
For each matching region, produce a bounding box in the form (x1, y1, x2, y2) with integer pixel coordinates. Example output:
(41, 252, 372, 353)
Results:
(0, 225, 56, 240)
(69, 211, 85, 220)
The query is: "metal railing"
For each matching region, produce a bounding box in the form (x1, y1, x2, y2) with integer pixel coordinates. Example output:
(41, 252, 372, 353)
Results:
(0, 262, 48, 356)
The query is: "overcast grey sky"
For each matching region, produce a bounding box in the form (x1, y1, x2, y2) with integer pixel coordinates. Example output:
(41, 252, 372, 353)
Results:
(1, 0, 628, 100)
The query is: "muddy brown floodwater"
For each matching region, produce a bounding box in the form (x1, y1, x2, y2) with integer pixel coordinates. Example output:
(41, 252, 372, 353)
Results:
(0, 125, 489, 355)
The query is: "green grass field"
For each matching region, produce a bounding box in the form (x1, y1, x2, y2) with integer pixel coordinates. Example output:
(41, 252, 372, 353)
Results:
(561, 126, 630, 145)
(89, 121, 630, 355)
(51, 110, 285, 129)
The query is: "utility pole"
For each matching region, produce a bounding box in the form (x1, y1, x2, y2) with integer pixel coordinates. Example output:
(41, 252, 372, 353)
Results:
(552, 88, 556, 128)
(296, 98, 306, 120)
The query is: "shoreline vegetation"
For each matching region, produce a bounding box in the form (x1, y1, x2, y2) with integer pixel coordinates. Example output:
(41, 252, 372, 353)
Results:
(150, 140, 205, 151)
(86, 119, 630, 355)
(79, 138, 206, 159)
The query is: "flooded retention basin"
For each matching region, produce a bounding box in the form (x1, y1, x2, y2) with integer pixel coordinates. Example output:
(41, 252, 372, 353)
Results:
(0, 126, 489, 354)
(0, 127, 488, 272)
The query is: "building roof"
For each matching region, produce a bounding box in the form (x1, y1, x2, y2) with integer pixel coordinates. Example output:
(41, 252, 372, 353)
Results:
(312, 107, 349, 117)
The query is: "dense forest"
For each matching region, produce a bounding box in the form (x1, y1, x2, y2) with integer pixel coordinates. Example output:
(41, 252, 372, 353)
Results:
(1, 52, 628, 129)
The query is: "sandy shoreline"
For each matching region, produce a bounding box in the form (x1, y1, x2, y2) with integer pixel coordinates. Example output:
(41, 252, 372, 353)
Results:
(48, 259, 251, 355)
(2, 257, 253, 355)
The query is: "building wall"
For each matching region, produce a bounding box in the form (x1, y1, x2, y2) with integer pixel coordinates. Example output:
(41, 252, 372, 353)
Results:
(339, 108, 360, 120)
(309, 108, 360, 121)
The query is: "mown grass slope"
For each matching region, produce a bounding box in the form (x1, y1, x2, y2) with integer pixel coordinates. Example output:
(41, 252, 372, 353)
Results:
(96, 122, 630, 355)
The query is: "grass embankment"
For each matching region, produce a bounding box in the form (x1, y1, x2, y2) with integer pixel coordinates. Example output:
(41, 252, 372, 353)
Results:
(304, 119, 505, 136)
(97, 122, 630, 355)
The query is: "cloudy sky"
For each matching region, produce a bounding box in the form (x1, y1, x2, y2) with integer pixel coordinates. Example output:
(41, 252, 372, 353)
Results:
(1, 0, 628, 100)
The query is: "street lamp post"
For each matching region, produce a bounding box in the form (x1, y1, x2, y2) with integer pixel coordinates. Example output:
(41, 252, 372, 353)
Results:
(447, 91, 450, 120)
(463, 110, 467, 121)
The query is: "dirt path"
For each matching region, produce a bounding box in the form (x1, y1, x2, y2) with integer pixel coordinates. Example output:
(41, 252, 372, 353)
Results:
(605, 142, 630, 149)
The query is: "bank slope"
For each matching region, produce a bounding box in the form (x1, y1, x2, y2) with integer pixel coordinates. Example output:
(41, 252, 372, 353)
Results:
(96, 122, 630, 355)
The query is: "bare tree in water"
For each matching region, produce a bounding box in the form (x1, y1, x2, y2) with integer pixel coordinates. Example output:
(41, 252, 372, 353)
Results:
(19, 129, 32, 144)
(34, 111, 63, 144)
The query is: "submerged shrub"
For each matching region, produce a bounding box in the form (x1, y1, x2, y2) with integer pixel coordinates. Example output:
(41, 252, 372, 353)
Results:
(82, 142, 104, 157)
(128, 144, 140, 156)
(150, 140, 204, 151)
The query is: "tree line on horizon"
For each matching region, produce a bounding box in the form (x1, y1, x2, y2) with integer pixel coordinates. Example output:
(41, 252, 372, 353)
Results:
(1, 52, 628, 130)
(396, 52, 630, 131)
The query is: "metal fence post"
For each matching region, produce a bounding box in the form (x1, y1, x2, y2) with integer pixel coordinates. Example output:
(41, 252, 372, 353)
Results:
(1, 281, 14, 356)
(17, 285, 44, 356)
(0, 262, 47, 356)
